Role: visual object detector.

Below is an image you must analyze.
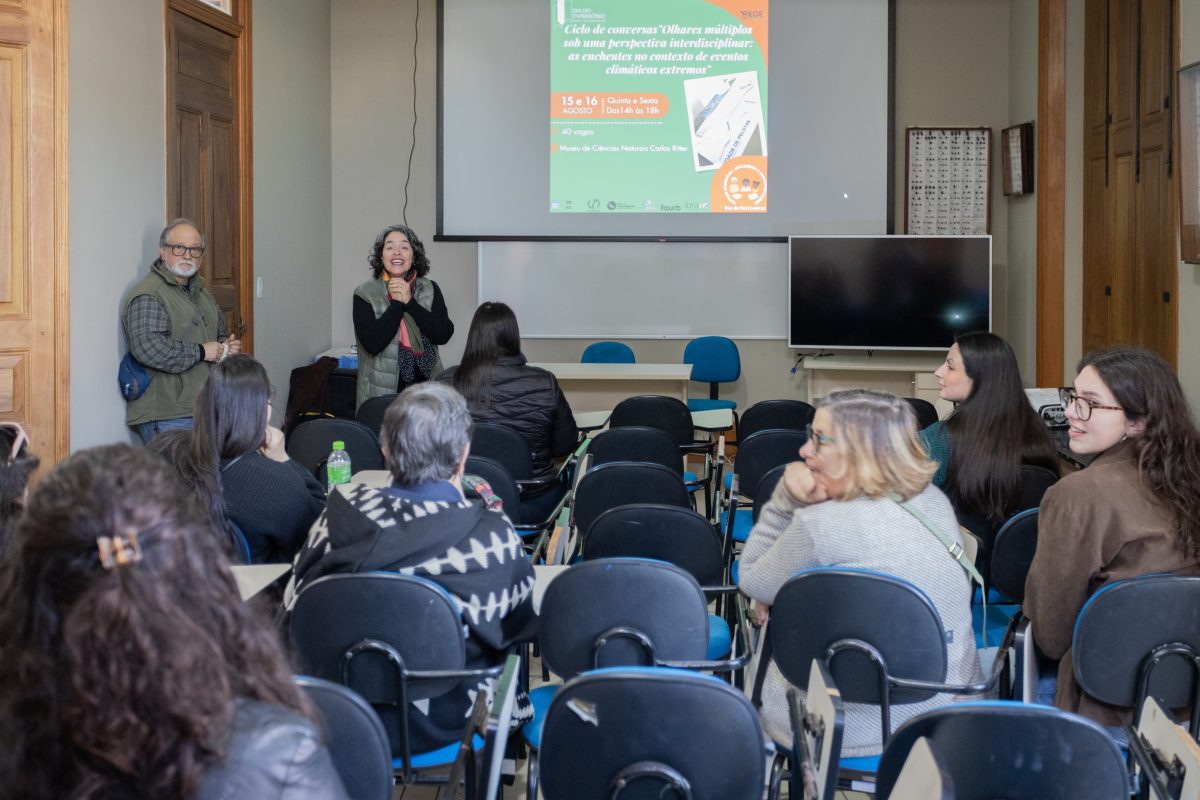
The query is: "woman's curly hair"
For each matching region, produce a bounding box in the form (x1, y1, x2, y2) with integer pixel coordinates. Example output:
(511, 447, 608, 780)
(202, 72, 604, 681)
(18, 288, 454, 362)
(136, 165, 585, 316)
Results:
(367, 224, 431, 279)
(0, 444, 310, 799)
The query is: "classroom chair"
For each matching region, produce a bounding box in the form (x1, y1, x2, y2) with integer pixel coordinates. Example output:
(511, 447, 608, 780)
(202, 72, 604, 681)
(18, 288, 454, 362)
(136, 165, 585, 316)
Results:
(580, 340, 635, 363)
(684, 335, 741, 412)
(285, 417, 384, 482)
(296, 676, 393, 800)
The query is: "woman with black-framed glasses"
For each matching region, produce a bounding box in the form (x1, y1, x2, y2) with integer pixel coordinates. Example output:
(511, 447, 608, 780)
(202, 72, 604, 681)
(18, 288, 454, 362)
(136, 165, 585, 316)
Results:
(0, 422, 37, 545)
(1025, 347, 1200, 726)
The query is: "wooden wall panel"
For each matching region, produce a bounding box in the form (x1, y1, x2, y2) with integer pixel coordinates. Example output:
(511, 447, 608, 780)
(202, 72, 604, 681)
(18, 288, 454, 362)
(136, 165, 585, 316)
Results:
(0, 45, 26, 316)
(0, 351, 27, 415)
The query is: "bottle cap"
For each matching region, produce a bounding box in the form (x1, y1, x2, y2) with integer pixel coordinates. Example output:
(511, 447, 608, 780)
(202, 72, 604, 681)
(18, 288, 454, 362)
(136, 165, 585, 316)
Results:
(332, 441, 345, 450)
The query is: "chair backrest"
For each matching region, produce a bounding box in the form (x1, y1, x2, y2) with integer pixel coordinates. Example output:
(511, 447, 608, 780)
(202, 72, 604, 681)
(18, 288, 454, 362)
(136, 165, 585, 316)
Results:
(1016, 464, 1059, 509)
(683, 336, 741, 383)
(770, 568, 948, 707)
(296, 676, 393, 800)
(470, 422, 534, 480)
(751, 464, 787, 524)
(539, 667, 766, 800)
(290, 573, 469, 769)
(583, 504, 724, 585)
(286, 417, 385, 478)
(875, 701, 1129, 800)
(1072, 575, 1200, 712)
(538, 558, 711, 678)
(572, 461, 690, 539)
(610, 394, 696, 446)
(586, 426, 684, 475)
(464, 455, 522, 520)
(581, 340, 635, 364)
(738, 399, 816, 442)
(354, 392, 398, 438)
(903, 397, 940, 430)
(988, 508, 1038, 601)
(734, 428, 807, 498)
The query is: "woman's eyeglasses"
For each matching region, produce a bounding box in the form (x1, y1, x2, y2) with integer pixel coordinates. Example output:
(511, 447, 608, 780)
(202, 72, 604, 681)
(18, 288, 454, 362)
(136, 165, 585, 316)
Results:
(0, 422, 28, 465)
(1058, 387, 1123, 421)
(805, 423, 834, 453)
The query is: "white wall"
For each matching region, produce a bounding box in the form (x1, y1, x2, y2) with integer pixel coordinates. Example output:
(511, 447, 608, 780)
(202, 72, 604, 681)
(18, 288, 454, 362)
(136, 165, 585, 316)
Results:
(330, 0, 1019, 409)
(68, 0, 167, 449)
(253, 0, 333, 422)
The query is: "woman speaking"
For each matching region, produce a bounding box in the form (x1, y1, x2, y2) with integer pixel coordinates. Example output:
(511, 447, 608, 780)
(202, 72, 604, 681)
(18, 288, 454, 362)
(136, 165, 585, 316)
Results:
(353, 224, 454, 409)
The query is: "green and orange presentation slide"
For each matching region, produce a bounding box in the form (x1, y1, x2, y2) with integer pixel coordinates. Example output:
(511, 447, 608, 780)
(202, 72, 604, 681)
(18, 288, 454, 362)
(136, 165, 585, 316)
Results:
(550, 0, 769, 214)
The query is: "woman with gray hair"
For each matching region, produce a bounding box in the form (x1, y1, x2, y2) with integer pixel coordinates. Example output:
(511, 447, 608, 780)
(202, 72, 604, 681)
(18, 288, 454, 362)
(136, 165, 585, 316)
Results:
(284, 382, 535, 751)
(738, 389, 981, 757)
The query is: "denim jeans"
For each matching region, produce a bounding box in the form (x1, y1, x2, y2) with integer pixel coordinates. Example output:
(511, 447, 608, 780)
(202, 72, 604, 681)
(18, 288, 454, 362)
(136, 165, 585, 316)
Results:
(136, 416, 193, 444)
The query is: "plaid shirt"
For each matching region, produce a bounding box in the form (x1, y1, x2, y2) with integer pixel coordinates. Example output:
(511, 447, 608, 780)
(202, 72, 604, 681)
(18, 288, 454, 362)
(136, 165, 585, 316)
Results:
(125, 281, 227, 374)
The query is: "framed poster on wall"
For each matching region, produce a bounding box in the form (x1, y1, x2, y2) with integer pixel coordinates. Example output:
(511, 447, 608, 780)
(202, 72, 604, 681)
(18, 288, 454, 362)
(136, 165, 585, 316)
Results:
(904, 127, 992, 235)
(1179, 62, 1200, 263)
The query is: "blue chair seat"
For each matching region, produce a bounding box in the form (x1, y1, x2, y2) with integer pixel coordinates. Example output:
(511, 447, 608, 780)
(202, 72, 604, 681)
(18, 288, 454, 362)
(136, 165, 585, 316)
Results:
(972, 585, 1015, 605)
(684, 470, 701, 495)
(720, 507, 754, 543)
(523, 684, 559, 750)
(688, 398, 737, 412)
(731, 559, 739, 584)
(708, 613, 732, 660)
(840, 754, 880, 773)
(392, 734, 484, 769)
(973, 603, 1017, 648)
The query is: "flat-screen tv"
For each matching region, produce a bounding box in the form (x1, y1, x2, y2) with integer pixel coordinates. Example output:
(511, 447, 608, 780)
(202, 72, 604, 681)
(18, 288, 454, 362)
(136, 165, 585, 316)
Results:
(788, 235, 992, 351)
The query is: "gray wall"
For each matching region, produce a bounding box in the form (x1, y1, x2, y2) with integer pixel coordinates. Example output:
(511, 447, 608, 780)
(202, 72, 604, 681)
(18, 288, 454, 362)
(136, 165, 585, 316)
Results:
(68, 0, 167, 449)
(67, 0, 331, 449)
(330, 0, 1016, 409)
(253, 0, 333, 423)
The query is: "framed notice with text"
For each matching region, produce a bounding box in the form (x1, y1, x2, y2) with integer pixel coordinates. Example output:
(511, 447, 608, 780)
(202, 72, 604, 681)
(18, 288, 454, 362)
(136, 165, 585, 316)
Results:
(905, 127, 992, 235)
(1179, 62, 1200, 263)
(1001, 122, 1034, 196)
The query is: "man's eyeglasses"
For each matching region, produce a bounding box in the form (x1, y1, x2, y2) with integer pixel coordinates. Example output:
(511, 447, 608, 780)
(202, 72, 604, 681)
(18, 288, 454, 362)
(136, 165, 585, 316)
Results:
(1058, 387, 1123, 421)
(164, 243, 205, 258)
(0, 422, 28, 465)
(805, 423, 834, 453)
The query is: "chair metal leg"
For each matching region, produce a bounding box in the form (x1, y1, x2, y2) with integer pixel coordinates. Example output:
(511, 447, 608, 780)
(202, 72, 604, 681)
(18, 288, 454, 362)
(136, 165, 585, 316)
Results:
(767, 751, 786, 800)
(526, 750, 540, 800)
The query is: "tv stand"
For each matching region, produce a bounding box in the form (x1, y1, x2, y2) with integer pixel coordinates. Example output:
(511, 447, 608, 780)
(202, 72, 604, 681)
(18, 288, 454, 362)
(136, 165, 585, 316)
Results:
(803, 352, 952, 419)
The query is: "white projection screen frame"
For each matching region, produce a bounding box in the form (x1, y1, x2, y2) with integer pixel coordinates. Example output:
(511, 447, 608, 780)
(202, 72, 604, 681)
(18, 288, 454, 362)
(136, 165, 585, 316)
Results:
(446, 0, 894, 338)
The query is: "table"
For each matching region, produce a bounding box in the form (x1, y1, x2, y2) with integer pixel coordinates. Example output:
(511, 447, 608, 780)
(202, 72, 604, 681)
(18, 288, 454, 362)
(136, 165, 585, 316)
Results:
(531, 362, 693, 413)
(232, 563, 290, 600)
(805, 353, 952, 419)
(574, 407, 734, 433)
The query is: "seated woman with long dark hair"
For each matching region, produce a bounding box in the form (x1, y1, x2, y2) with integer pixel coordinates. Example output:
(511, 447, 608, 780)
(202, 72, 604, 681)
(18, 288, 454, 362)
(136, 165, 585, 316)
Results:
(0, 444, 346, 798)
(442, 302, 578, 522)
(151, 354, 325, 563)
(1025, 347, 1200, 725)
(921, 331, 1058, 542)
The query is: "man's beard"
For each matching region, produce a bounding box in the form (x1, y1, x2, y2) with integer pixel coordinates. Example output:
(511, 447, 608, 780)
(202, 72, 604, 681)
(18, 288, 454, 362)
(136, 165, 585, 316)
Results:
(168, 261, 198, 279)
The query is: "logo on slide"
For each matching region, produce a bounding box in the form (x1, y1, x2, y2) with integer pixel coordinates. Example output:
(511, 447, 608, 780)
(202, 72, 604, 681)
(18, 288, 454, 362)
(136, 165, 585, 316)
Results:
(722, 163, 767, 209)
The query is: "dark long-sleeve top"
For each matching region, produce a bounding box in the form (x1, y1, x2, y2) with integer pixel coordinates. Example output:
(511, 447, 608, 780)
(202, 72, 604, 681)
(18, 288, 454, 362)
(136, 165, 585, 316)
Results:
(221, 452, 326, 563)
(352, 280, 454, 355)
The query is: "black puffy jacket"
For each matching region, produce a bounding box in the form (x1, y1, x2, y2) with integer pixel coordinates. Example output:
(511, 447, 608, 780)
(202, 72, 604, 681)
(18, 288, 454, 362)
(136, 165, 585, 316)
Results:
(442, 355, 578, 481)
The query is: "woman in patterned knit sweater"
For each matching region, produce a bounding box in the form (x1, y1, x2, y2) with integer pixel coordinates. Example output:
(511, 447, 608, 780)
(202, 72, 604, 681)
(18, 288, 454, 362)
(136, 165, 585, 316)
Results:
(738, 390, 981, 757)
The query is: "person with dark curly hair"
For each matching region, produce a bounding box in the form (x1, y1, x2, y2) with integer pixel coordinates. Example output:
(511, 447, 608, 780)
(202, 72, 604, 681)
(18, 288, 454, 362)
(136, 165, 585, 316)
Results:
(1025, 347, 1200, 726)
(0, 422, 38, 545)
(352, 224, 454, 409)
(0, 444, 348, 799)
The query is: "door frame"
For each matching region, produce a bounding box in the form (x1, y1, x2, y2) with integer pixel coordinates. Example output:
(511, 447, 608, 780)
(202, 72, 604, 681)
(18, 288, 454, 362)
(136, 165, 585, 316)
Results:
(164, 0, 254, 351)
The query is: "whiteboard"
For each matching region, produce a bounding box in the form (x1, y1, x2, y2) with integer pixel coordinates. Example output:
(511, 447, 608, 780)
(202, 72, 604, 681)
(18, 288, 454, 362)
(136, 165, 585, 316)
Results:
(477, 241, 788, 339)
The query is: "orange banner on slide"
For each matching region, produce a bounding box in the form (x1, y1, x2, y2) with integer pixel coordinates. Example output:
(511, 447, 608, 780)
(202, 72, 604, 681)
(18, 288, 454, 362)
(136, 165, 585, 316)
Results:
(550, 92, 671, 119)
(711, 156, 768, 213)
(705, 0, 768, 66)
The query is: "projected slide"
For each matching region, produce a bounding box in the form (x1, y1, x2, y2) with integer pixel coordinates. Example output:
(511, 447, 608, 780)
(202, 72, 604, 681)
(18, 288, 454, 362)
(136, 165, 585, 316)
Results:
(550, 0, 768, 215)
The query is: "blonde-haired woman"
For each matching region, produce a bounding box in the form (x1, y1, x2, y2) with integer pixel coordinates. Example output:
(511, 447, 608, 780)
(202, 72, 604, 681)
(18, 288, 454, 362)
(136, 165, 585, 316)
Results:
(738, 389, 981, 757)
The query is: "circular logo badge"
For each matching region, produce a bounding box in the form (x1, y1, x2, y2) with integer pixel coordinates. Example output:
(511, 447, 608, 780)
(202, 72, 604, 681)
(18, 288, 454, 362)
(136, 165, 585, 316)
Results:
(723, 164, 767, 207)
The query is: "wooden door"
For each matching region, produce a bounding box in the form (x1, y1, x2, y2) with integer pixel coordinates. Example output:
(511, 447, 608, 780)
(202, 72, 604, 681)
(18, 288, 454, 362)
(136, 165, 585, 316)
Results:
(166, 0, 252, 347)
(0, 0, 69, 461)
(1081, 0, 1177, 366)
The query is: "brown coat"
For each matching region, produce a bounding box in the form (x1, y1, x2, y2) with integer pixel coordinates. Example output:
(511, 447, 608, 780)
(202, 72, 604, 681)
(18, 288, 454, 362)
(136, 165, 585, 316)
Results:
(1024, 440, 1199, 725)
